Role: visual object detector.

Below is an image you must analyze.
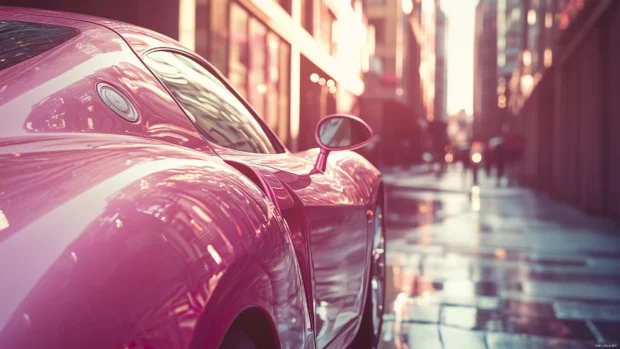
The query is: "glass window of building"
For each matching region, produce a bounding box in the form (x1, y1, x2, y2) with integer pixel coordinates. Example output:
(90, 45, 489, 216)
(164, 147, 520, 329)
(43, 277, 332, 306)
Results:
(229, 3, 249, 98)
(369, 18, 384, 45)
(144, 51, 278, 154)
(248, 18, 267, 118)
(278, 41, 291, 144)
(300, 0, 314, 35)
(209, 0, 229, 73)
(320, 6, 335, 54)
(369, 55, 384, 74)
(195, 0, 209, 58)
(279, 0, 292, 14)
(331, 18, 338, 56)
(266, 32, 280, 131)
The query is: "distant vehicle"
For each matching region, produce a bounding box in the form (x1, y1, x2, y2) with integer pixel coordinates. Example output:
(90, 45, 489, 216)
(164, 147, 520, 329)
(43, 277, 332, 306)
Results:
(0, 8, 386, 349)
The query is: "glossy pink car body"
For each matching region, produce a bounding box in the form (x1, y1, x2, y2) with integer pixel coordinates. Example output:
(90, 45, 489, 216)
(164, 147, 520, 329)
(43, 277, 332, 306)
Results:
(0, 7, 384, 349)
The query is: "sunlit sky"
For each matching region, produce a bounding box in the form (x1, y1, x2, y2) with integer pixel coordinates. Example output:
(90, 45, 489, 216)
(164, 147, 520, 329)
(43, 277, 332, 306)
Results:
(441, 0, 478, 116)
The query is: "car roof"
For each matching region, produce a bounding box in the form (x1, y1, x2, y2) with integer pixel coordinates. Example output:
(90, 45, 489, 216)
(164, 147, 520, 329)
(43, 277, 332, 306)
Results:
(0, 6, 188, 56)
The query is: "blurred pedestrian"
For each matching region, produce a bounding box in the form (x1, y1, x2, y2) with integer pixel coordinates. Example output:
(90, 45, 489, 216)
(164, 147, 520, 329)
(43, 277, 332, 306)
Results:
(505, 133, 525, 187)
(483, 144, 493, 177)
(470, 141, 483, 186)
(495, 141, 505, 187)
(429, 119, 449, 174)
(460, 143, 471, 187)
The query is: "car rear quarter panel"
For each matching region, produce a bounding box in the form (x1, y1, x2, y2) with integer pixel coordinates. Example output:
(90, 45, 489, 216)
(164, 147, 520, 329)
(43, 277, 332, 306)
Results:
(0, 135, 312, 349)
(0, 11, 210, 154)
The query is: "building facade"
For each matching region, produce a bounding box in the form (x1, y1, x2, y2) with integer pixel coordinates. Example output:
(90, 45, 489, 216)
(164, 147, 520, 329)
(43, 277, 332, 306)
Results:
(506, 0, 620, 221)
(496, 0, 523, 131)
(360, 0, 430, 167)
(7, 0, 372, 152)
(507, 0, 589, 116)
(434, 5, 448, 122)
(418, 0, 436, 122)
(473, 0, 498, 141)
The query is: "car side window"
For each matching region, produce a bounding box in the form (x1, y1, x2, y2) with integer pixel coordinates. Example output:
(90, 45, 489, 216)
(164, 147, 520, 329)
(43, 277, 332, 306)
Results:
(143, 51, 277, 154)
(0, 20, 79, 71)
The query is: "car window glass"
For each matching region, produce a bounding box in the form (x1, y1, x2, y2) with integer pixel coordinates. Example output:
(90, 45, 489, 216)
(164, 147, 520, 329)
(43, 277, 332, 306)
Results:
(143, 51, 277, 154)
(0, 20, 79, 71)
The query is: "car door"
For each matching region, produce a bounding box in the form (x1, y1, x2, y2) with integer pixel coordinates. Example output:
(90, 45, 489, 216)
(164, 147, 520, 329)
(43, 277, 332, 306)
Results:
(211, 146, 370, 349)
(143, 50, 370, 348)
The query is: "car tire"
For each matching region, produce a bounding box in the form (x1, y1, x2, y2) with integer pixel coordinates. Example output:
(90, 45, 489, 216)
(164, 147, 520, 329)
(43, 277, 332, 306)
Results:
(352, 203, 386, 349)
(219, 327, 258, 349)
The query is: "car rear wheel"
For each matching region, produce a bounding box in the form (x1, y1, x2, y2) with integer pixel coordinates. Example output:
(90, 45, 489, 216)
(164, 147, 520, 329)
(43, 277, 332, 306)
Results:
(218, 327, 258, 349)
(352, 204, 386, 349)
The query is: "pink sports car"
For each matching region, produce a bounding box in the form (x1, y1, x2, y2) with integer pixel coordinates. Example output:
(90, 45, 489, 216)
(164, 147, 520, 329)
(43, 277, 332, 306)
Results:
(0, 7, 386, 349)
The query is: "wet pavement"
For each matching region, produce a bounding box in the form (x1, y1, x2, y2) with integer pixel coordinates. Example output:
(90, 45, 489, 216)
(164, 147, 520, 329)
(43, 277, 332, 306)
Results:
(379, 165, 620, 349)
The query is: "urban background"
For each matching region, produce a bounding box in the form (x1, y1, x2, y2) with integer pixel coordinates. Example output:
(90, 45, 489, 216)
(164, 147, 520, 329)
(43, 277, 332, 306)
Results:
(5, 0, 619, 222)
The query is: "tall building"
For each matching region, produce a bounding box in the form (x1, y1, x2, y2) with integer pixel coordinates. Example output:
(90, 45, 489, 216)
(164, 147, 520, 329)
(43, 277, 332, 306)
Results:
(419, 0, 436, 122)
(503, 0, 620, 221)
(473, 0, 498, 141)
(496, 0, 523, 131)
(7, 0, 372, 152)
(434, 4, 448, 122)
(497, 0, 524, 78)
(508, 0, 590, 116)
(360, 0, 429, 167)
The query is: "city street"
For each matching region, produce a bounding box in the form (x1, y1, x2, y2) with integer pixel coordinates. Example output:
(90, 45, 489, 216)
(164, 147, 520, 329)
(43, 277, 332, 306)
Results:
(379, 165, 620, 349)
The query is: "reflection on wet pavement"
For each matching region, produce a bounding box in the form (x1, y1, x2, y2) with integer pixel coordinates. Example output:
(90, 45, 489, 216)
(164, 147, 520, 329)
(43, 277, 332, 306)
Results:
(380, 168, 620, 348)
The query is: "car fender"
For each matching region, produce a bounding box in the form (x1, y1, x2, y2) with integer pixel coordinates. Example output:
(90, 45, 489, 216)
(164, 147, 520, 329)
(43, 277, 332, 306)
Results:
(0, 134, 312, 349)
(327, 149, 383, 206)
(293, 148, 383, 206)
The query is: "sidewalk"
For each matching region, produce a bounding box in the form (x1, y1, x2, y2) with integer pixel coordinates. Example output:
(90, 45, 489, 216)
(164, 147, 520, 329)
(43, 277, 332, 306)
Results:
(384, 163, 523, 195)
(381, 163, 432, 183)
(380, 166, 620, 349)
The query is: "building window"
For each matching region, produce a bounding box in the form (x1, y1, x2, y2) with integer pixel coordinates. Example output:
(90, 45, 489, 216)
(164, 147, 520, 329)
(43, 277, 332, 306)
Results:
(527, 9, 536, 25)
(248, 17, 267, 117)
(195, 0, 209, 58)
(320, 7, 335, 54)
(229, 2, 249, 98)
(279, 41, 291, 144)
(369, 18, 384, 45)
(220, 4, 291, 141)
(544, 48, 552, 67)
(266, 32, 280, 131)
(262, 32, 291, 142)
(300, 0, 314, 35)
(331, 20, 338, 57)
(545, 11, 553, 28)
(279, 0, 292, 14)
(498, 53, 506, 67)
(210, 0, 229, 74)
(369, 55, 384, 74)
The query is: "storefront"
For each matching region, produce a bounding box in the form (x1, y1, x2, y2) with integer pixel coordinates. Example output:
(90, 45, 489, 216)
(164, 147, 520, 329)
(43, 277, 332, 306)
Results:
(169, 0, 367, 152)
(298, 55, 338, 150)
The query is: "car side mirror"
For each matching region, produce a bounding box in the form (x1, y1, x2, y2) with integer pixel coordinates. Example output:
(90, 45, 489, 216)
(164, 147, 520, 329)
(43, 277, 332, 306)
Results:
(312, 114, 373, 174)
